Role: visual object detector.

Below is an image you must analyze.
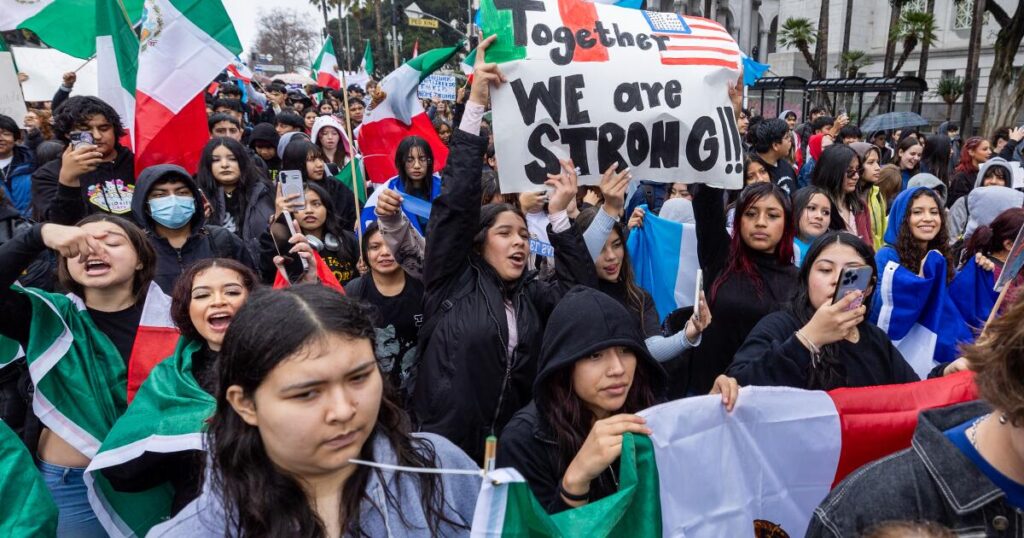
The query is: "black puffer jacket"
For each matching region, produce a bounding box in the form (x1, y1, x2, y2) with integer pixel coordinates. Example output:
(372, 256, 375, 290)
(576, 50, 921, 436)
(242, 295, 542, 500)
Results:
(496, 287, 666, 513)
(131, 164, 255, 293)
(412, 129, 598, 463)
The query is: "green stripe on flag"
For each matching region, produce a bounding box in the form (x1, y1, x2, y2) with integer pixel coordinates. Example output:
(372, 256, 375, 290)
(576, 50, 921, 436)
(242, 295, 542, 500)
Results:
(97, 0, 139, 95)
(87, 338, 215, 537)
(479, 0, 527, 63)
(406, 42, 465, 83)
(362, 40, 374, 75)
(334, 157, 367, 204)
(0, 421, 57, 536)
(16, 0, 144, 59)
(169, 0, 243, 56)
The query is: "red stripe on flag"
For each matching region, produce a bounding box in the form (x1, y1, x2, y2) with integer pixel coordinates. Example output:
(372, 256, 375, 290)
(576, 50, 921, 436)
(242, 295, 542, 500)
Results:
(668, 35, 737, 42)
(125, 326, 181, 403)
(557, 0, 608, 62)
(135, 93, 210, 174)
(686, 16, 729, 31)
(660, 57, 739, 68)
(828, 371, 978, 487)
(357, 114, 450, 184)
(272, 251, 346, 293)
(666, 45, 740, 54)
(687, 23, 731, 34)
(317, 72, 342, 90)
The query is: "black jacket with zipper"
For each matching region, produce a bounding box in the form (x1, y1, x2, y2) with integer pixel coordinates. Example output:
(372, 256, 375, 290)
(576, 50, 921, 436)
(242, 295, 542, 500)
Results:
(31, 145, 135, 224)
(131, 164, 255, 293)
(411, 129, 598, 463)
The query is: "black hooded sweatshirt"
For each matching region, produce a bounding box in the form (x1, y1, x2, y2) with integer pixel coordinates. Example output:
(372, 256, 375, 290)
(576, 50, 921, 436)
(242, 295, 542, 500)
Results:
(131, 165, 255, 293)
(496, 286, 666, 514)
(31, 145, 135, 224)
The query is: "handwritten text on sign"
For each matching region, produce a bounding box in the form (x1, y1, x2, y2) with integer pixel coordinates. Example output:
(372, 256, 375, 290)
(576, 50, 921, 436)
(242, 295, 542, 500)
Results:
(482, 0, 744, 192)
(417, 74, 458, 101)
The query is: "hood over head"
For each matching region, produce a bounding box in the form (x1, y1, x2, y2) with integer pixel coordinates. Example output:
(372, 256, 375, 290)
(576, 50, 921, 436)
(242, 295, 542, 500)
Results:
(277, 131, 308, 160)
(976, 156, 1014, 189)
(965, 186, 1024, 240)
(659, 198, 695, 224)
(131, 164, 204, 231)
(533, 286, 665, 415)
(848, 142, 879, 160)
(907, 173, 947, 202)
(248, 122, 279, 148)
(884, 186, 932, 246)
(310, 115, 352, 158)
(808, 133, 826, 162)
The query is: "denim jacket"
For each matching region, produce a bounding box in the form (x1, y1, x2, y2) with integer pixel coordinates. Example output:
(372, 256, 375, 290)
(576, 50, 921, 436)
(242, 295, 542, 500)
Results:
(807, 401, 1024, 537)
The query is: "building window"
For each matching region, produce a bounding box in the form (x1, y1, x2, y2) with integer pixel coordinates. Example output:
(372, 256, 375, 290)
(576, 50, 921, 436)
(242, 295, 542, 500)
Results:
(904, 0, 926, 12)
(767, 16, 778, 54)
(954, 0, 974, 30)
(941, 69, 956, 80)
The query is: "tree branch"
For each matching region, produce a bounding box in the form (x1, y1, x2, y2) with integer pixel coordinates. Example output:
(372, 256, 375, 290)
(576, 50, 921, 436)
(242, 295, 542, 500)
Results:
(985, 1, 1011, 29)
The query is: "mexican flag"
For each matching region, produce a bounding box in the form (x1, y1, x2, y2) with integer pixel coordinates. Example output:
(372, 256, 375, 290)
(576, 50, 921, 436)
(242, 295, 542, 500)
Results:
(0, 421, 57, 537)
(134, 0, 242, 174)
(361, 40, 374, 77)
(313, 36, 342, 90)
(86, 338, 215, 538)
(335, 157, 368, 204)
(472, 373, 978, 536)
(15, 282, 178, 459)
(356, 43, 460, 184)
(0, 335, 24, 369)
(96, 0, 139, 151)
(0, 0, 143, 60)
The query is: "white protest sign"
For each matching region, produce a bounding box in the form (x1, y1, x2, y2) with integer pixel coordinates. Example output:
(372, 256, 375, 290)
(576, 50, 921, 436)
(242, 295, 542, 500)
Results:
(1010, 162, 1024, 190)
(0, 52, 27, 126)
(480, 0, 744, 193)
(12, 46, 98, 102)
(417, 74, 457, 101)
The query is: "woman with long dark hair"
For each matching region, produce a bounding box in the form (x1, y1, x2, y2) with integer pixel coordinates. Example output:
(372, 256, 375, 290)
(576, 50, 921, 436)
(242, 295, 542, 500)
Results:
(497, 286, 737, 513)
(0, 215, 160, 536)
(729, 232, 918, 389)
(148, 285, 480, 537)
(850, 142, 887, 251)
(947, 136, 993, 207)
(812, 144, 872, 245)
(360, 135, 443, 235)
(919, 134, 952, 187)
(292, 182, 359, 285)
(88, 259, 259, 534)
(884, 137, 923, 191)
(280, 138, 357, 231)
(791, 186, 836, 266)
(412, 36, 599, 463)
(688, 181, 798, 394)
(196, 137, 274, 260)
(876, 187, 955, 283)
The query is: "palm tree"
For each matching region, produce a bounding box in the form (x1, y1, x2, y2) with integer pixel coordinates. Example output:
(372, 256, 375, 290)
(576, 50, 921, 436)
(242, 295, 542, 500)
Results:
(837, 50, 873, 78)
(890, 10, 938, 74)
(936, 76, 965, 121)
(814, 0, 831, 79)
(912, 0, 936, 112)
(840, 0, 854, 73)
(778, 17, 820, 78)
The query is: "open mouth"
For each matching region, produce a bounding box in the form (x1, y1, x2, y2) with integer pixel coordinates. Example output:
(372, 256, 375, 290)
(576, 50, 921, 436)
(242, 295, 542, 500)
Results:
(508, 252, 526, 267)
(207, 312, 233, 331)
(84, 260, 111, 276)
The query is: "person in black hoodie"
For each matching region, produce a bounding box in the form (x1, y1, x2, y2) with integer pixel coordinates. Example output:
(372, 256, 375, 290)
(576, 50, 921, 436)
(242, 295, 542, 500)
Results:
(688, 181, 799, 395)
(131, 164, 255, 293)
(413, 36, 599, 463)
(496, 286, 737, 513)
(249, 122, 281, 182)
(728, 232, 918, 389)
(31, 96, 135, 224)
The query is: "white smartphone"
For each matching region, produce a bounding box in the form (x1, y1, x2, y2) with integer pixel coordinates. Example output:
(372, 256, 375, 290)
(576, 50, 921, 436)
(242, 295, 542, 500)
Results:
(693, 269, 704, 322)
(279, 169, 305, 210)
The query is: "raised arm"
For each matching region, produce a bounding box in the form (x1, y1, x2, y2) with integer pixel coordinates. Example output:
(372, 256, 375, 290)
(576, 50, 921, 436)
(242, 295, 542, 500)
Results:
(693, 185, 730, 274)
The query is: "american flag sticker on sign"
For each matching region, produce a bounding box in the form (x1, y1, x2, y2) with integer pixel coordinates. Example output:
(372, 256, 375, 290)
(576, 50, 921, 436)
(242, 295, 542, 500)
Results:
(644, 13, 741, 69)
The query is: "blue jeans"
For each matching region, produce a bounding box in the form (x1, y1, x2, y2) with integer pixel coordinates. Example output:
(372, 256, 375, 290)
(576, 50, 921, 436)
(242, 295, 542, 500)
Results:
(38, 460, 106, 537)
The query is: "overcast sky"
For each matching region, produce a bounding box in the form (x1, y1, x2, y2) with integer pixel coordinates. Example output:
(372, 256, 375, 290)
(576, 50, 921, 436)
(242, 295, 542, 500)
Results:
(222, 0, 325, 57)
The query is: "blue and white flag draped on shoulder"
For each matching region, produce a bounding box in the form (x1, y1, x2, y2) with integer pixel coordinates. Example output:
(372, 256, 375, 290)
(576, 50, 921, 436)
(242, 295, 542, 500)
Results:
(870, 249, 974, 378)
(625, 205, 700, 322)
(948, 256, 999, 330)
(360, 173, 441, 235)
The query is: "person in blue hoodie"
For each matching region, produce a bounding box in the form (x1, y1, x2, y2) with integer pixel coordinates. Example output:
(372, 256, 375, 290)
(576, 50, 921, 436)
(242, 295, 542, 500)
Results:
(869, 186, 973, 376)
(0, 114, 35, 219)
(131, 164, 256, 293)
(360, 135, 442, 235)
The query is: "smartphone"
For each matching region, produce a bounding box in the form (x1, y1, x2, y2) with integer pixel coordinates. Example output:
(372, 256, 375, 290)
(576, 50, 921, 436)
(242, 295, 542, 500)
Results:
(69, 131, 94, 150)
(832, 265, 873, 311)
(692, 269, 704, 322)
(279, 169, 305, 210)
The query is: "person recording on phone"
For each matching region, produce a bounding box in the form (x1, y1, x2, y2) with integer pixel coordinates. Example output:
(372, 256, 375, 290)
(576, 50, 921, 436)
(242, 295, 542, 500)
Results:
(31, 96, 136, 224)
(728, 232, 918, 389)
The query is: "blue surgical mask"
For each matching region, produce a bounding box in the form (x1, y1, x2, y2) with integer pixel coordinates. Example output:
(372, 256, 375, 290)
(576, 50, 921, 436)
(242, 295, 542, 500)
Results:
(148, 195, 195, 229)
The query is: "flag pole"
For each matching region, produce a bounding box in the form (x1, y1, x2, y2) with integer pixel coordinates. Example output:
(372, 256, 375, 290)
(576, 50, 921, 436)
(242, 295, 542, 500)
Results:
(338, 69, 365, 257)
(980, 285, 1010, 339)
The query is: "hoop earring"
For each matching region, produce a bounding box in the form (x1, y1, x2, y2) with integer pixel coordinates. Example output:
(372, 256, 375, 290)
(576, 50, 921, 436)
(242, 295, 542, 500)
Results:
(999, 414, 1009, 425)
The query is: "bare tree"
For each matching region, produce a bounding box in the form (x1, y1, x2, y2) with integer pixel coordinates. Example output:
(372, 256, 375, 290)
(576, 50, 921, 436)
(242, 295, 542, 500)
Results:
(254, 8, 320, 73)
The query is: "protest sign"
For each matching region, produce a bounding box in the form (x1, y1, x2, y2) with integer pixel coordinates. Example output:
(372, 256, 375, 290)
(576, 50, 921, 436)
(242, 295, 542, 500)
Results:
(479, 0, 744, 193)
(417, 73, 457, 101)
(0, 51, 26, 126)
(12, 46, 99, 102)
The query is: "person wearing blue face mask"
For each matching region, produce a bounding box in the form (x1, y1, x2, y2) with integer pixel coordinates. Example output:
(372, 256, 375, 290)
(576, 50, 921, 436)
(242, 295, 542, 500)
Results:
(130, 165, 257, 293)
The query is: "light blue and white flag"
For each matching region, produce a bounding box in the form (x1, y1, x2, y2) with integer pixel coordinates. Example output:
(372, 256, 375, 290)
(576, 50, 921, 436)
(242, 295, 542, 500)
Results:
(871, 251, 974, 378)
(626, 206, 700, 322)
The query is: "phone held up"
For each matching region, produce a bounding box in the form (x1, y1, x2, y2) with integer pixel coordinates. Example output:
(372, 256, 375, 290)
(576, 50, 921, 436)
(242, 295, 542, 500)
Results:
(279, 169, 306, 211)
(832, 265, 873, 311)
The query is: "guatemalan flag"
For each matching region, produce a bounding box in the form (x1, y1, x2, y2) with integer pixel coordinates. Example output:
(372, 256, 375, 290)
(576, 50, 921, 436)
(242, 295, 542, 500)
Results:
(870, 250, 975, 378)
(625, 205, 699, 322)
(472, 373, 978, 536)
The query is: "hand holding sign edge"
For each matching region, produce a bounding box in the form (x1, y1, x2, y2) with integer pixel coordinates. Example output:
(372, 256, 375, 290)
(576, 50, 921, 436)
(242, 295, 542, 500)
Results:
(469, 33, 507, 107)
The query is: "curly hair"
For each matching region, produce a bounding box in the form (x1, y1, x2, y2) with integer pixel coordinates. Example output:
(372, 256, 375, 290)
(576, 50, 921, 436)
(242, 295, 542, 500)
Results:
(169, 258, 259, 343)
(52, 96, 125, 143)
(964, 291, 1024, 427)
(893, 188, 954, 282)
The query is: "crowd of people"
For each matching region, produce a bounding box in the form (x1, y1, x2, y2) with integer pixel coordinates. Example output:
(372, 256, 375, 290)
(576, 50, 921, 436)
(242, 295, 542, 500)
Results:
(1, 33, 1023, 537)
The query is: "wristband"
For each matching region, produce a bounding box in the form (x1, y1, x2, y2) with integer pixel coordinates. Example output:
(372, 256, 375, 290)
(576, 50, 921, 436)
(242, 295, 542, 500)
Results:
(558, 481, 590, 502)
